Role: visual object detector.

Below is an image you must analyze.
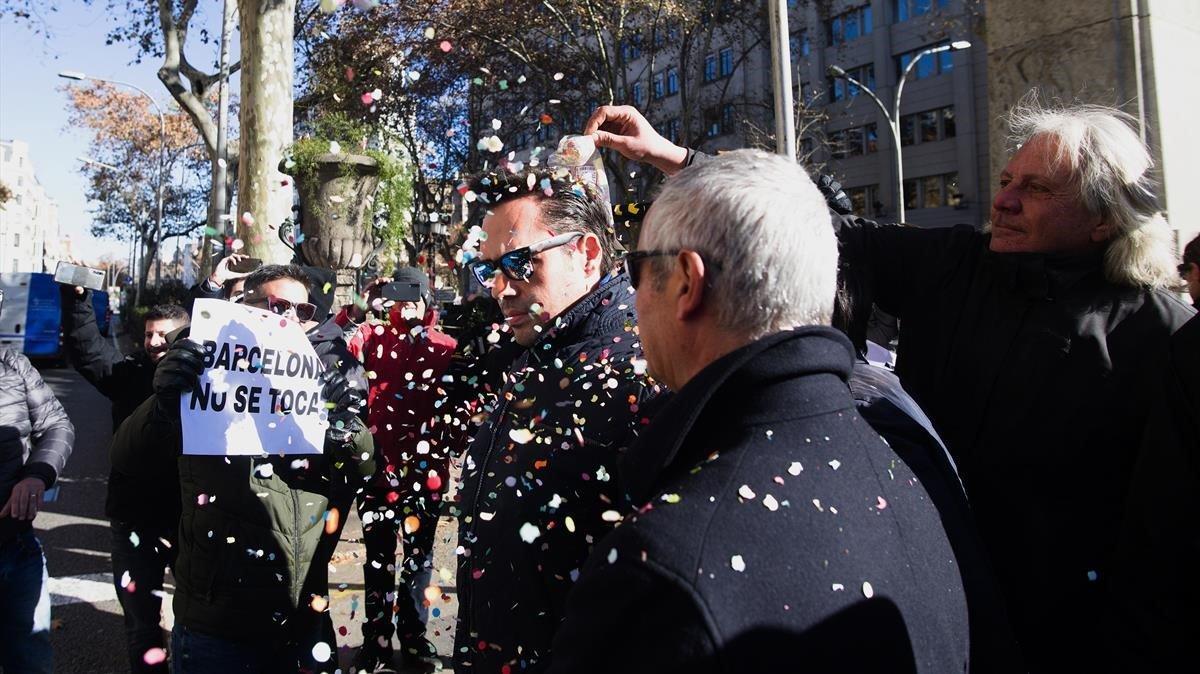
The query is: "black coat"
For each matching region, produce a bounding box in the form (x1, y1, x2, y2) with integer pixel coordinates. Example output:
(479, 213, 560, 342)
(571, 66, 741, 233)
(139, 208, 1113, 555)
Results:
(1106, 314, 1200, 667)
(549, 328, 971, 673)
(849, 362, 1020, 670)
(836, 217, 1195, 669)
(454, 272, 664, 672)
(59, 288, 166, 525)
(60, 287, 157, 429)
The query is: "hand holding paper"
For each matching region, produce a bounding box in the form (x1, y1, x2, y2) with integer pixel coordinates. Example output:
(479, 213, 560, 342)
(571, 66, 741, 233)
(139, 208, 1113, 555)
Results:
(154, 339, 207, 415)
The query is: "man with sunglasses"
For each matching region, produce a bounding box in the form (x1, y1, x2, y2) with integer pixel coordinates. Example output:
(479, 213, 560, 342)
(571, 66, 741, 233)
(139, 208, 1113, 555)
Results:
(453, 169, 663, 673)
(111, 264, 375, 670)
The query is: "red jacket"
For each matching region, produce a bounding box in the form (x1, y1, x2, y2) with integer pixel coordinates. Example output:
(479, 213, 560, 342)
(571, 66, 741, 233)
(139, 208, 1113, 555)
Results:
(338, 306, 457, 499)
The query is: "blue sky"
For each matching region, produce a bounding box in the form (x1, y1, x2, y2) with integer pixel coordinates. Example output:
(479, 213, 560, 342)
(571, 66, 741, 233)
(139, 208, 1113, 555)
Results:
(0, 2, 232, 265)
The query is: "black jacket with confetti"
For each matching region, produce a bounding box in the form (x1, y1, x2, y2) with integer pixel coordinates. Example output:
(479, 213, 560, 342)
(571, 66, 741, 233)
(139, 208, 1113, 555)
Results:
(454, 271, 664, 673)
(549, 327, 971, 673)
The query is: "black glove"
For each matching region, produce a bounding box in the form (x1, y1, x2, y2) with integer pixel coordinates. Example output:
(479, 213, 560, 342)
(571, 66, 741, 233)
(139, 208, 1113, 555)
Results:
(815, 174, 853, 215)
(319, 368, 365, 443)
(153, 339, 207, 415)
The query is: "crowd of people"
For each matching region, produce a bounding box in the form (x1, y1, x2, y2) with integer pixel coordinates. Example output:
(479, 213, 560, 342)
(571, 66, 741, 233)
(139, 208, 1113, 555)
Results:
(1, 93, 1197, 674)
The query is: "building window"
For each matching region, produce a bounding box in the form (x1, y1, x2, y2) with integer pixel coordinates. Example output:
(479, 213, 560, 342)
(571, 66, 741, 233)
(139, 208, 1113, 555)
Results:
(846, 185, 879, 217)
(902, 171, 960, 210)
(899, 106, 956, 146)
(897, 42, 954, 81)
(632, 82, 645, 106)
(719, 48, 734, 77)
(653, 72, 665, 99)
(829, 122, 880, 159)
(705, 108, 721, 138)
(721, 103, 736, 134)
(828, 5, 872, 46)
(621, 33, 642, 61)
(666, 67, 679, 95)
(664, 118, 682, 144)
(13, 234, 18, 247)
(11, 259, 17, 273)
(895, 0, 950, 23)
(704, 54, 718, 82)
(828, 64, 875, 102)
(790, 31, 810, 67)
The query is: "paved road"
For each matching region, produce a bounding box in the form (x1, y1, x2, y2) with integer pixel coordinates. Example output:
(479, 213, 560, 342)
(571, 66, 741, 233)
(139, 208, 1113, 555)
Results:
(35, 364, 460, 673)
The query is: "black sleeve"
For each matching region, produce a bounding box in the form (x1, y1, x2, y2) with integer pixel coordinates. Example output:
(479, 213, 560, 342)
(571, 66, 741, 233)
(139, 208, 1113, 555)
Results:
(59, 286, 128, 398)
(548, 539, 719, 674)
(835, 215, 983, 329)
(190, 279, 223, 303)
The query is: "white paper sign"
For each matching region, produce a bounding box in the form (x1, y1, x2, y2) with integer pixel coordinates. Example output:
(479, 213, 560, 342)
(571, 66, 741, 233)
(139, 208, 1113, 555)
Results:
(181, 298, 328, 456)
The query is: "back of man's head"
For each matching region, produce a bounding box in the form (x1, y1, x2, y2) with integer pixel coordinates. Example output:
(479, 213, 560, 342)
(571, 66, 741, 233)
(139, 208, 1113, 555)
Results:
(1006, 95, 1176, 289)
(468, 168, 620, 274)
(643, 149, 837, 339)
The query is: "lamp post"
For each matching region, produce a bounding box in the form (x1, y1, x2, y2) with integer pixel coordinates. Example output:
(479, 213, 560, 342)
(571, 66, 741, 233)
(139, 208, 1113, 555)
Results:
(60, 70, 166, 284)
(828, 40, 970, 223)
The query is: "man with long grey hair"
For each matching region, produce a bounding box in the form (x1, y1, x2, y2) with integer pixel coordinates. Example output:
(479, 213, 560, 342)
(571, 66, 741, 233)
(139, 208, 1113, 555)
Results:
(584, 97, 1194, 671)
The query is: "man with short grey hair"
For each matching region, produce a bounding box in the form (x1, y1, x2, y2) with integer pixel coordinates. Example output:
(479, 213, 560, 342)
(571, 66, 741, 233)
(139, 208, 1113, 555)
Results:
(549, 149, 972, 672)
(584, 99, 1194, 670)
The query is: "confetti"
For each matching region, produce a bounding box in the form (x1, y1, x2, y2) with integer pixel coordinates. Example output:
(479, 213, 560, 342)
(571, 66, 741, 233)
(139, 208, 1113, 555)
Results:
(862, 581, 875, 598)
(404, 515, 421, 534)
(738, 484, 756, 500)
(553, 72, 564, 80)
(519, 522, 540, 543)
(509, 428, 534, 444)
(424, 26, 435, 39)
(607, 548, 618, 563)
(143, 649, 167, 666)
(828, 459, 841, 470)
(310, 595, 328, 612)
(875, 496, 888, 510)
(788, 461, 803, 475)
(763, 494, 779, 511)
(832, 583, 845, 591)
(601, 510, 621, 522)
(731, 555, 746, 572)
(312, 642, 332, 663)
(440, 40, 453, 52)
(324, 508, 340, 535)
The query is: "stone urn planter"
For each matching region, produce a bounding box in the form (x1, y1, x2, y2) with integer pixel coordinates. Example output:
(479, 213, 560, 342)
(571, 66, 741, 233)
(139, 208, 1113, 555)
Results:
(280, 152, 380, 305)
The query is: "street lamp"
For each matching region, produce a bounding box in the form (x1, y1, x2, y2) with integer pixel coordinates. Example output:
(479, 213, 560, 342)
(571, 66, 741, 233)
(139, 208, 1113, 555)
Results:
(60, 70, 167, 284)
(828, 40, 971, 223)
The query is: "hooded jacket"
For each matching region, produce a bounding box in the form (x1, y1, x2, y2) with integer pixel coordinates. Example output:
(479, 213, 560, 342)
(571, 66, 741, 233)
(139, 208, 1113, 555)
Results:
(836, 216, 1195, 669)
(454, 272, 664, 672)
(338, 304, 458, 501)
(0, 349, 74, 544)
(549, 328, 972, 673)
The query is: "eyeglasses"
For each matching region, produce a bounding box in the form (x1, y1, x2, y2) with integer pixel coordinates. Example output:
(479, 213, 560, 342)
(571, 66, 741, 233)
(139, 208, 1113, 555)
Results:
(248, 294, 318, 322)
(623, 249, 722, 289)
(624, 250, 677, 289)
(469, 231, 584, 287)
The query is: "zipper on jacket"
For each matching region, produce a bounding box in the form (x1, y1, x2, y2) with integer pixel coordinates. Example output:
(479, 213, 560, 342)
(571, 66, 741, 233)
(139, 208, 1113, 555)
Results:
(291, 486, 302, 606)
(463, 352, 527, 637)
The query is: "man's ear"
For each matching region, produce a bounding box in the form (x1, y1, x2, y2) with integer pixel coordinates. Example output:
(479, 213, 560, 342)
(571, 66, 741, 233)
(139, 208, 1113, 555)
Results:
(675, 251, 709, 322)
(1090, 218, 1117, 243)
(579, 233, 604, 276)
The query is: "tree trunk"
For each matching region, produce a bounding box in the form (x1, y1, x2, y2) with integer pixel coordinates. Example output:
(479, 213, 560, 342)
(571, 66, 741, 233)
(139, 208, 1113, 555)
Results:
(236, 0, 296, 264)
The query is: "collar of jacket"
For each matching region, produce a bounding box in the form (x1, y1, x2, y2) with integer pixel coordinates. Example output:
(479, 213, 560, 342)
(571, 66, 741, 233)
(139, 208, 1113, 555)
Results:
(984, 239, 1105, 300)
(306, 315, 345, 344)
(620, 326, 855, 507)
(524, 271, 633, 361)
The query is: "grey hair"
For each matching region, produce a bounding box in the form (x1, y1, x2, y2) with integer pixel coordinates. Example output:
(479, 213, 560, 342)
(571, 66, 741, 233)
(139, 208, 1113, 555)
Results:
(1007, 97, 1177, 289)
(641, 149, 837, 339)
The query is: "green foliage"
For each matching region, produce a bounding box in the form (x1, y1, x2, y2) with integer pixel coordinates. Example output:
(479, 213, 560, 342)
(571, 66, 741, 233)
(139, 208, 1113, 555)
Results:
(285, 112, 411, 244)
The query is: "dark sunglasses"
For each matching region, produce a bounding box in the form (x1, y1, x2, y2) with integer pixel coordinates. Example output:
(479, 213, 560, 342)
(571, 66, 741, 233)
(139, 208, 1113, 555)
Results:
(469, 231, 584, 287)
(249, 295, 318, 322)
(623, 249, 722, 289)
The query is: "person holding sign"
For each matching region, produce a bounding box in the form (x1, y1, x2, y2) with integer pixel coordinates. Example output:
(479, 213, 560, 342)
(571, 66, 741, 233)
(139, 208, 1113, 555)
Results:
(111, 264, 375, 672)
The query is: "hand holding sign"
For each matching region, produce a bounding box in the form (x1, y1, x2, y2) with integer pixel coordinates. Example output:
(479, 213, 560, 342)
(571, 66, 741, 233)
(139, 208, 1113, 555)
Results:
(153, 339, 207, 414)
(181, 299, 331, 456)
(319, 368, 364, 443)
